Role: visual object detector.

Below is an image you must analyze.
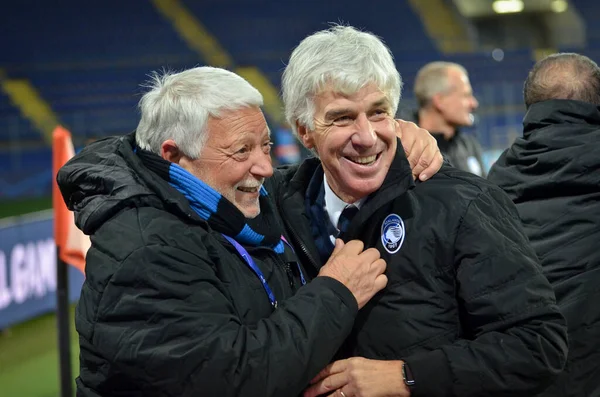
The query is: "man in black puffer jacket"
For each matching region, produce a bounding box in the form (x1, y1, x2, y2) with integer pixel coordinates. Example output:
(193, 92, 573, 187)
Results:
(57, 66, 393, 397)
(273, 25, 568, 397)
(489, 53, 600, 397)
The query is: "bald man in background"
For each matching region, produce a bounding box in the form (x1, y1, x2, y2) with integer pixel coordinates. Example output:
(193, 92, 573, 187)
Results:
(488, 52, 600, 397)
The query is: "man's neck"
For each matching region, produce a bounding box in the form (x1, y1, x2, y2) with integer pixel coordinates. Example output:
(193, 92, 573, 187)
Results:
(418, 109, 455, 140)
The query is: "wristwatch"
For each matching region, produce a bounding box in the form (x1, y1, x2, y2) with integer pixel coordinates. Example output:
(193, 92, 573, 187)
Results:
(402, 362, 416, 388)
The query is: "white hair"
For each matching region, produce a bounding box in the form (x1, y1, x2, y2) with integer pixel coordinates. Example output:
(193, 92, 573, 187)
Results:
(414, 62, 468, 108)
(135, 66, 263, 158)
(282, 25, 402, 137)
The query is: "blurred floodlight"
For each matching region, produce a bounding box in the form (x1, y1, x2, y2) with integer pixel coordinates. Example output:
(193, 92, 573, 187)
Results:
(551, 0, 568, 13)
(492, 0, 524, 14)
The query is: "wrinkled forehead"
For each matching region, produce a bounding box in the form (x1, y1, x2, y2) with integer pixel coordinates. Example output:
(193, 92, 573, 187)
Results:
(316, 78, 388, 97)
(206, 106, 270, 140)
(315, 82, 391, 110)
(314, 76, 398, 115)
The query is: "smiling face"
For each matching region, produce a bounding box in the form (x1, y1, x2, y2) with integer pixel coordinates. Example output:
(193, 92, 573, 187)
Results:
(298, 83, 397, 203)
(179, 106, 273, 218)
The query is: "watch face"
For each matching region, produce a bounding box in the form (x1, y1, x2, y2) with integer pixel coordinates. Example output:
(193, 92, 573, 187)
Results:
(403, 363, 416, 386)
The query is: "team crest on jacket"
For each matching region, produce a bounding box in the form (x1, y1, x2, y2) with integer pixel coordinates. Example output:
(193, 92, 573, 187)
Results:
(381, 214, 405, 254)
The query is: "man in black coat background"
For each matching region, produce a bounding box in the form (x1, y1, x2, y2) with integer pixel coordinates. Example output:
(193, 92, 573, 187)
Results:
(488, 52, 600, 397)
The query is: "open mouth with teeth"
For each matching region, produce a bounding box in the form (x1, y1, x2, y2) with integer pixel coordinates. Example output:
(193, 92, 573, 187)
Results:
(237, 186, 260, 193)
(345, 153, 381, 166)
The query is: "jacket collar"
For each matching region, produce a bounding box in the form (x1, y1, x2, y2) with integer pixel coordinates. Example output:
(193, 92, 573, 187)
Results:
(523, 99, 600, 136)
(489, 99, 600, 201)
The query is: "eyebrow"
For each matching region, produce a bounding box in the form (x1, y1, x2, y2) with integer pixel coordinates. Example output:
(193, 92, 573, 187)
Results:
(324, 108, 354, 121)
(370, 99, 390, 109)
(226, 128, 271, 149)
(324, 98, 392, 120)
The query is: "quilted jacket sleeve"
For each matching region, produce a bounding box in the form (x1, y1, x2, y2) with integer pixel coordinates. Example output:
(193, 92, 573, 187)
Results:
(83, 244, 358, 397)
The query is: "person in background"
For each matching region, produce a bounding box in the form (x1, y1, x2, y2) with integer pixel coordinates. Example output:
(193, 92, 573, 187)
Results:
(414, 61, 487, 177)
(488, 52, 600, 397)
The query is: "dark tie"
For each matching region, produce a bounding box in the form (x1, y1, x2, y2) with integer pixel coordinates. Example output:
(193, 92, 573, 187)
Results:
(337, 205, 359, 235)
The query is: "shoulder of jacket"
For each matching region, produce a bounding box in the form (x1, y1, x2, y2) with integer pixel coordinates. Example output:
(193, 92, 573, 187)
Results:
(97, 206, 213, 257)
(417, 167, 508, 204)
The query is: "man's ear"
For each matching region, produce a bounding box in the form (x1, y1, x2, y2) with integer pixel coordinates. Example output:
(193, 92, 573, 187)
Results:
(296, 122, 315, 149)
(160, 140, 183, 164)
(431, 93, 444, 112)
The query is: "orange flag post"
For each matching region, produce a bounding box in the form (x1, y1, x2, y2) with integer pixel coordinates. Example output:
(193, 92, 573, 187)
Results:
(53, 126, 90, 397)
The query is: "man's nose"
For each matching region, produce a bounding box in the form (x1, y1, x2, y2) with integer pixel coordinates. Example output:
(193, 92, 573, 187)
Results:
(250, 151, 274, 178)
(352, 113, 377, 147)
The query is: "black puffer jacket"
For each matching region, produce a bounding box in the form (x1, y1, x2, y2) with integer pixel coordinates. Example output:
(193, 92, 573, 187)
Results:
(488, 99, 600, 397)
(57, 134, 358, 397)
(267, 141, 568, 397)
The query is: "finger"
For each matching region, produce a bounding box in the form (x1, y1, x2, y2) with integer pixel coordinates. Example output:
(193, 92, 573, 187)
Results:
(404, 138, 419, 170)
(310, 360, 348, 384)
(304, 373, 349, 397)
(331, 238, 346, 256)
(341, 239, 365, 255)
(418, 149, 444, 181)
(414, 147, 434, 179)
(399, 121, 416, 151)
(337, 388, 349, 397)
(374, 274, 389, 291)
(372, 258, 387, 274)
(358, 247, 382, 263)
(410, 140, 431, 178)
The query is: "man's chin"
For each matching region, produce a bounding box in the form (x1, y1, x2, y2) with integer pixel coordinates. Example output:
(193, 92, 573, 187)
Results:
(245, 211, 260, 219)
(239, 206, 261, 219)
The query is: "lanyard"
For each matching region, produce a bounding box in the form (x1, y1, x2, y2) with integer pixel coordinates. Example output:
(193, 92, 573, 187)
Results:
(223, 235, 307, 309)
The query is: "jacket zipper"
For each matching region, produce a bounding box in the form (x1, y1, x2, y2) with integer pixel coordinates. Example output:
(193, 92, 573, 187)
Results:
(284, 263, 295, 291)
(283, 215, 320, 273)
(268, 250, 298, 293)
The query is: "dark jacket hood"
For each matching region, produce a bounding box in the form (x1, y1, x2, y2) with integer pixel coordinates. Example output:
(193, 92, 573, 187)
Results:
(57, 133, 198, 235)
(488, 99, 600, 201)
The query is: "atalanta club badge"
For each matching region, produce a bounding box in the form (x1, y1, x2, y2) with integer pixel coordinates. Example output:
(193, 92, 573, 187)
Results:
(381, 214, 405, 254)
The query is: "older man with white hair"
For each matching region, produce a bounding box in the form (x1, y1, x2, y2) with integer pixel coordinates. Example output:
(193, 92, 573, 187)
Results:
(57, 65, 443, 397)
(269, 25, 568, 397)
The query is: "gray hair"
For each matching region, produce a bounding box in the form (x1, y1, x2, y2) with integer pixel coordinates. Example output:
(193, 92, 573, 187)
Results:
(524, 53, 600, 108)
(281, 25, 402, 137)
(135, 66, 263, 158)
(414, 62, 468, 108)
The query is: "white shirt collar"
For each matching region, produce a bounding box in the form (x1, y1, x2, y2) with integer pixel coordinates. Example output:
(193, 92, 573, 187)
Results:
(323, 173, 366, 231)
